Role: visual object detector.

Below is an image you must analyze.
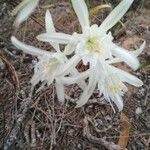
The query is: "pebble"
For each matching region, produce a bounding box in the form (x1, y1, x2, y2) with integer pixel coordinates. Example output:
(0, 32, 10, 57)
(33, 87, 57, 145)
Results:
(135, 107, 142, 114)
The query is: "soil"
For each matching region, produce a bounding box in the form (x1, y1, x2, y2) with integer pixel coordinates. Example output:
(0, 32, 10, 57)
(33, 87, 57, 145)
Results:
(0, 0, 150, 150)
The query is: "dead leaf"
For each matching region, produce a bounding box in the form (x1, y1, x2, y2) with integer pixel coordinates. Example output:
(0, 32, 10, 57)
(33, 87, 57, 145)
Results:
(118, 112, 131, 150)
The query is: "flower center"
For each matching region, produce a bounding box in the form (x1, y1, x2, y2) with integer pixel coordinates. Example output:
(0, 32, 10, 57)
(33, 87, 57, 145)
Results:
(86, 36, 101, 53)
(106, 74, 127, 93)
(43, 59, 58, 74)
(109, 83, 125, 93)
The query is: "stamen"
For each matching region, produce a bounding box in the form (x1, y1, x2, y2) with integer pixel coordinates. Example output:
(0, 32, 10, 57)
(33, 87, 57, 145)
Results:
(43, 59, 58, 74)
(106, 74, 126, 93)
(110, 83, 124, 93)
(86, 36, 101, 53)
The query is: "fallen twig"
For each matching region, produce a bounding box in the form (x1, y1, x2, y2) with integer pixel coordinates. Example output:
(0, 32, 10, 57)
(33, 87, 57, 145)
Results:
(83, 116, 120, 150)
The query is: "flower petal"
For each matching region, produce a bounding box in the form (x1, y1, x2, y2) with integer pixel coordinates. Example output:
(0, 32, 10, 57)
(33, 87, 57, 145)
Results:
(132, 41, 146, 57)
(55, 80, 65, 102)
(64, 33, 78, 55)
(113, 67, 143, 87)
(112, 44, 139, 70)
(64, 41, 76, 55)
(107, 41, 146, 64)
(57, 55, 81, 76)
(71, 69, 87, 90)
(71, 0, 89, 30)
(61, 70, 89, 85)
(99, 0, 133, 32)
(53, 52, 67, 63)
(111, 94, 123, 111)
(76, 78, 97, 108)
(11, 36, 52, 56)
(37, 33, 72, 44)
(11, 0, 31, 16)
(14, 0, 40, 27)
(31, 73, 41, 87)
(45, 10, 60, 52)
(76, 68, 97, 107)
(45, 10, 55, 33)
(77, 81, 87, 90)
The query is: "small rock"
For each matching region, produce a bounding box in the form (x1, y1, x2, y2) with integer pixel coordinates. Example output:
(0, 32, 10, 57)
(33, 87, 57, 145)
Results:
(135, 107, 142, 114)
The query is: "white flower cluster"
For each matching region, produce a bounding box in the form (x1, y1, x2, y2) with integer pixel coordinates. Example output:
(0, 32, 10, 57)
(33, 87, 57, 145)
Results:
(11, 0, 145, 111)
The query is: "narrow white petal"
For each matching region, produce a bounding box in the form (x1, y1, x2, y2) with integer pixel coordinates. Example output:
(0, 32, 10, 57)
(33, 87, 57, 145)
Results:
(76, 68, 97, 107)
(37, 33, 72, 44)
(64, 42, 75, 55)
(14, 0, 40, 27)
(11, 0, 31, 16)
(53, 52, 66, 63)
(112, 94, 123, 111)
(70, 68, 87, 90)
(45, 10, 60, 52)
(31, 74, 40, 87)
(76, 77, 97, 108)
(112, 44, 139, 70)
(71, 68, 87, 89)
(77, 81, 87, 90)
(62, 70, 89, 85)
(71, 0, 89, 30)
(99, 0, 133, 32)
(50, 42, 60, 52)
(64, 34, 78, 55)
(107, 41, 146, 64)
(132, 41, 146, 57)
(56, 55, 81, 76)
(55, 80, 65, 102)
(47, 76, 54, 85)
(11, 36, 52, 56)
(45, 10, 55, 33)
(113, 67, 143, 87)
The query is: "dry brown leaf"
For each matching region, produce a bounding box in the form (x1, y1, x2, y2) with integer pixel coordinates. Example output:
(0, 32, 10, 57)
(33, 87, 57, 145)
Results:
(118, 112, 131, 150)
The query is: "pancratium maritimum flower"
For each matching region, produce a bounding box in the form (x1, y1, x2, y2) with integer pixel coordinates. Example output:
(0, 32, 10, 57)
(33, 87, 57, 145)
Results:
(76, 61, 143, 111)
(75, 41, 145, 110)
(11, 0, 146, 112)
(37, 0, 142, 70)
(11, 36, 90, 102)
(10, 10, 88, 102)
(12, 0, 40, 27)
(36, 0, 145, 110)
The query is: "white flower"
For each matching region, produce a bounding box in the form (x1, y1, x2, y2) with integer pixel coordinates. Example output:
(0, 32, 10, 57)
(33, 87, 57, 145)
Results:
(11, 0, 145, 112)
(11, 36, 64, 85)
(11, 36, 87, 102)
(12, 0, 40, 27)
(37, 0, 143, 71)
(76, 61, 143, 111)
(10, 9, 88, 102)
(11, 36, 89, 102)
(35, 0, 145, 111)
